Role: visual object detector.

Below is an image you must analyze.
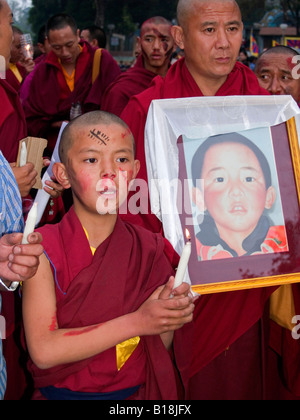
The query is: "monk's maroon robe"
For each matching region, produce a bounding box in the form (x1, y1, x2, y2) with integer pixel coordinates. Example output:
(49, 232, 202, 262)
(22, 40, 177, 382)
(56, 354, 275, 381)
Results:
(120, 58, 289, 399)
(27, 207, 180, 399)
(23, 42, 121, 153)
(6, 63, 27, 93)
(101, 55, 159, 117)
(0, 78, 27, 163)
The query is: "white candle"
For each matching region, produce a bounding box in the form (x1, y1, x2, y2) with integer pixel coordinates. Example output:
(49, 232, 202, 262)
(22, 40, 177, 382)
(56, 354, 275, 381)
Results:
(173, 229, 192, 289)
(22, 203, 38, 245)
(19, 141, 27, 167)
(25, 44, 31, 59)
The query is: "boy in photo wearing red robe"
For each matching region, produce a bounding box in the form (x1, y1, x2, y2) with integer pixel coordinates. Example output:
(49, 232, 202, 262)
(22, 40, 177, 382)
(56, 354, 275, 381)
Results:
(22, 111, 196, 400)
(190, 133, 288, 260)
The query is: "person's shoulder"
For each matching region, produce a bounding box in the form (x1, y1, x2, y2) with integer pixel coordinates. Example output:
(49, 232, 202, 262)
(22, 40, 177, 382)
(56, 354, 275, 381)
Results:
(122, 219, 165, 248)
(0, 80, 15, 124)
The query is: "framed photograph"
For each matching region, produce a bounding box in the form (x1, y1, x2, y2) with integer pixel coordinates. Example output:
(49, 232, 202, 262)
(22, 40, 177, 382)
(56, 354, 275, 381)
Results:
(177, 118, 300, 294)
(145, 96, 300, 294)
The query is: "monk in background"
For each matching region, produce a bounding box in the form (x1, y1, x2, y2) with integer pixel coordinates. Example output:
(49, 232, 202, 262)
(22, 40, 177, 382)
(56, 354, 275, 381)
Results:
(255, 45, 300, 105)
(23, 13, 121, 155)
(102, 17, 176, 117)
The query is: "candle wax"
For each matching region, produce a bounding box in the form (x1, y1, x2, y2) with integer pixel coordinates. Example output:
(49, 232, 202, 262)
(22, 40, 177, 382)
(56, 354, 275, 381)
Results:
(173, 241, 191, 289)
(22, 203, 38, 245)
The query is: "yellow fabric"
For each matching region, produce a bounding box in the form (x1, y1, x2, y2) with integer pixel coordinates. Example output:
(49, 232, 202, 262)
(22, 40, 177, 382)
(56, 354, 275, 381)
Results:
(83, 226, 140, 370)
(60, 45, 82, 92)
(116, 337, 141, 371)
(9, 63, 23, 83)
(61, 66, 75, 92)
(92, 48, 102, 84)
(270, 285, 296, 331)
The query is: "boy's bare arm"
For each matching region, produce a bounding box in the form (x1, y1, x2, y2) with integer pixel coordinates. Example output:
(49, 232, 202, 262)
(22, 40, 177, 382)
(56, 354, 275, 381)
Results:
(22, 254, 195, 370)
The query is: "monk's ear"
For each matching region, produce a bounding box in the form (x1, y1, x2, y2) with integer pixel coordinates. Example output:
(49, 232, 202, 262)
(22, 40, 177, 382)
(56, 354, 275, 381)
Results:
(53, 162, 71, 190)
(171, 26, 185, 50)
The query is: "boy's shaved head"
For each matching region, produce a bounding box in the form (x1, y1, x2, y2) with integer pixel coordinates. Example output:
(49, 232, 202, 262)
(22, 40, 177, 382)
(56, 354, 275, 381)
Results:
(59, 111, 135, 164)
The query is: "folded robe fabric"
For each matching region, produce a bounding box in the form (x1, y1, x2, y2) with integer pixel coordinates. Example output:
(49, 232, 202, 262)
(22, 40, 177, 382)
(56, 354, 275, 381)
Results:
(27, 207, 180, 400)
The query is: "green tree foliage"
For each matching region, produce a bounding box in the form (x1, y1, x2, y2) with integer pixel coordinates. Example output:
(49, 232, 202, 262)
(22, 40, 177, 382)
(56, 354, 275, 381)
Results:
(28, 0, 270, 40)
(28, 0, 178, 39)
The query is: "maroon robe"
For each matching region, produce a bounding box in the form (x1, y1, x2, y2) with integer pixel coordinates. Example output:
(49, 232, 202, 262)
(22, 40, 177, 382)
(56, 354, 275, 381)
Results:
(101, 55, 159, 117)
(23, 42, 121, 153)
(0, 78, 27, 163)
(120, 58, 282, 399)
(27, 207, 180, 400)
(6, 63, 27, 93)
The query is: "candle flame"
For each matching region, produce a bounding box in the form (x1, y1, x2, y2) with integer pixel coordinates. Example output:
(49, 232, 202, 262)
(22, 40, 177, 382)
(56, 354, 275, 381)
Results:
(185, 228, 191, 241)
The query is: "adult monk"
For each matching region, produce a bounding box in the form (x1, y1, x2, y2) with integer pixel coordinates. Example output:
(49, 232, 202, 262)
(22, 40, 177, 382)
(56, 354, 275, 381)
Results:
(255, 45, 300, 400)
(6, 26, 35, 93)
(23, 13, 121, 154)
(255, 45, 300, 105)
(80, 25, 107, 49)
(121, 0, 280, 400)
(101, 17, 175, 117)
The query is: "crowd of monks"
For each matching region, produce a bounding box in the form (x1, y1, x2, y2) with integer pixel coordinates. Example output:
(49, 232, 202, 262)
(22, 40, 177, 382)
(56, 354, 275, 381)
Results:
(1, 0, 300, 401)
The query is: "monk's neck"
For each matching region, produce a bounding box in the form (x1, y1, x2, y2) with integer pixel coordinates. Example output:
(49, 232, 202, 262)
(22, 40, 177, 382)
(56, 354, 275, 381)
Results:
(143, 59, 169, 77)
(185, 62, 229, 96)
(75, 205, 117, 249)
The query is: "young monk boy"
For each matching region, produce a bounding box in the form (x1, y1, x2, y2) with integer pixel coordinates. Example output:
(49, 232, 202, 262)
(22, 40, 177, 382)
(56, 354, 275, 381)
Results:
(22, 111, 195, 400)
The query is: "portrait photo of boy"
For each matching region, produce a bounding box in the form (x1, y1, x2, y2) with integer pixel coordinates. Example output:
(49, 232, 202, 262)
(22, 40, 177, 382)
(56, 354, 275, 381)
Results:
(187, 130, 289, 261)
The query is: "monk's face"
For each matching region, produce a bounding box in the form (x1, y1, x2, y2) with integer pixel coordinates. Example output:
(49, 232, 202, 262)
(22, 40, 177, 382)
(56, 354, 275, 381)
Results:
(48, 25, 81, 66)
(172, 0, 243, 91)
(255, 52, 300, 103)
(10, 31, 23, 64)
(64, 123, 140, 216)
(0, 1, 14, 69)
(139, 22, 175, 73)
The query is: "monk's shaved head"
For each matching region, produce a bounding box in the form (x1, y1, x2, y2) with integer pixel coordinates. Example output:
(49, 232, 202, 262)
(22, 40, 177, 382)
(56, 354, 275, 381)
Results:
(256, 45, 298, 65)
(140, 16, 172, 35)
(59, 111, 135, 165)
(177, 0, 241, 29)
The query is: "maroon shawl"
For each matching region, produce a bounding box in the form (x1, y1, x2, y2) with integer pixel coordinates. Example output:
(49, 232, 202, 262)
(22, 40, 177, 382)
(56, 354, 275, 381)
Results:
(23, 42, 121, 152)
(0, 78, 27, 163)
(101, 55, 158, 117)
(28, 207, 179, 399)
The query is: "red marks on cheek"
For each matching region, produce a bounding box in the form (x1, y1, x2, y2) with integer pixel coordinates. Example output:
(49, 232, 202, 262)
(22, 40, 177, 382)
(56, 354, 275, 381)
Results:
(64, 324, 103, 337)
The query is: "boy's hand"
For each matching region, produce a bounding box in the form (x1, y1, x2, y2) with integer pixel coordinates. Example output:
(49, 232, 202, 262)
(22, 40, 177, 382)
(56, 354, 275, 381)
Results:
(0, 232, 44, 286)
(135, 278, 195, 337)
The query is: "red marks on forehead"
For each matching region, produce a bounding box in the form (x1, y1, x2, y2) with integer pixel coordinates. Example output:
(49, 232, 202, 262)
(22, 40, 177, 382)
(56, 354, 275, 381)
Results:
(287, 56, 296, 71)
(121, 128, 132, 139)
